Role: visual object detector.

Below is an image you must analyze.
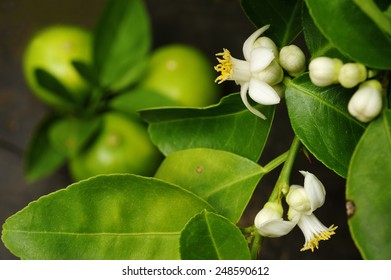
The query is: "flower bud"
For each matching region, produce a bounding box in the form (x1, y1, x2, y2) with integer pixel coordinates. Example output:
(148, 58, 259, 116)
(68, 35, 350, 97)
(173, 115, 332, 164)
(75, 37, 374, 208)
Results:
(348, 80, 383, 122)
(254, 202, 295, 237)
(309, 57, 343, 87)
(253, 36, 279, 59)
(286, 186, 311, 213)
(338, 63, 367, 88)
(279, 45, 306, 77)
(255, 60, 284, 85)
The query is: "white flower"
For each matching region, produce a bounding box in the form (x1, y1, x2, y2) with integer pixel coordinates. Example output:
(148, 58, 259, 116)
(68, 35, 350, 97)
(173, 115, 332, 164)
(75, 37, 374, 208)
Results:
(254, 171, 337, 252)
(286, 171, 337, 252)
(214, 25, 283, 119)
(279, 45, 306, 77)
(309, 57, 343, 87)
(348, 79, 383, 122)
(338, 63, 367, 88)
(254, 202, 295, 237)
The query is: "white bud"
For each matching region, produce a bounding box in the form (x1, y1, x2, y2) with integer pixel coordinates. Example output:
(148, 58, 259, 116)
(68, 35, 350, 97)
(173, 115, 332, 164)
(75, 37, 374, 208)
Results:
(253, 36, 279, 59)
(309, 57, 343, 87)
(279, 45, 306, 77)
(255, 60, 284, 85)
(286, 185, 311, 213)
(254, 202, 295, 237)
(348, 80, 383, 122)
(338, 63, 367, 88)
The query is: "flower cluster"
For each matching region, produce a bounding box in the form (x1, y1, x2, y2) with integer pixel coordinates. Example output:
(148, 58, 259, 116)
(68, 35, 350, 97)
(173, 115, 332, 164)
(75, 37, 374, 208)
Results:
(254, 171, 337, 252)
(309, 57, 383, 123)
(214, 25, 305, 119)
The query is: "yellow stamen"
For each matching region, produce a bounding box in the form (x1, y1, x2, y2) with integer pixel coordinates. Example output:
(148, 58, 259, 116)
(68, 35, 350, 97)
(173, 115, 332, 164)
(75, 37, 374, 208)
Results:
(214, 48, 233, 84)
(300, 225, 338, 252)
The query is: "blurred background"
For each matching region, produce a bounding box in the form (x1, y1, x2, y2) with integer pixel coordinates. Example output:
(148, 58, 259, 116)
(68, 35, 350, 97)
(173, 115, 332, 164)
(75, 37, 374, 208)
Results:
(0, 0, 361, 259)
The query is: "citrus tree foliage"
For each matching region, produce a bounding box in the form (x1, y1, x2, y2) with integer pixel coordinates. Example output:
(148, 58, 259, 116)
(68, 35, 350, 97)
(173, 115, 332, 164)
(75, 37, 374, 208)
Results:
(2, 0, 391, 259)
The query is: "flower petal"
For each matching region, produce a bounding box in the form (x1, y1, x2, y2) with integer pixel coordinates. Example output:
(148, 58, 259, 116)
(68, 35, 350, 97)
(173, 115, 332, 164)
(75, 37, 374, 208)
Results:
(240, 82, 267, 119)
(243, 24, 270, 61)
(300, 171, 326, 211)
(248, 79, 280, 105)
(256, 219, 296, 237)
(250, 47, 275, 72)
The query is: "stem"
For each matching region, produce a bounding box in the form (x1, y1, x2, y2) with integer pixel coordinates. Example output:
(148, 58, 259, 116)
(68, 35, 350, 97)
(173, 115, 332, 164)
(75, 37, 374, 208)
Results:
(263, 151, 288, 173)
(250, 233, 263, 259)
(268, 135, 302, 202)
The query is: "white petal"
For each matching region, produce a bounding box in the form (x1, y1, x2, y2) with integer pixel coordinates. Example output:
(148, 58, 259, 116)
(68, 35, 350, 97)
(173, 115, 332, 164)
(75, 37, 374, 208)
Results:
(248, 79, 280, 105)
(240, 82, 267, 119)
(300, 171, 326, 211)
(256, 219, 296, 237)
(250, 47, 275, 72)
(243, 25, 270, 61)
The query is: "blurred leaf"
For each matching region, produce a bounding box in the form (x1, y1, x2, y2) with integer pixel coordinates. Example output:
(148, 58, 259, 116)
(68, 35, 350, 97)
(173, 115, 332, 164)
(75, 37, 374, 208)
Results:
(35, 68, 75, 105)
(141, 93, 274, 162)
(94, 0, 150, 90)
(48, 116, 102, 158)
(302, 4, 348, 61)
(71, 60, 99, 87)
(305, 0, 391, 69)
(240, 0, 303, 47)
(2, 175, 214, 259)
(347, 110, 391, 259)
(109, 87, 179, 116)
(24, 115, 66, 182)
(155, 148, 265, 223)
(286, 74, 366, 178)
(180, 210, 251, 260)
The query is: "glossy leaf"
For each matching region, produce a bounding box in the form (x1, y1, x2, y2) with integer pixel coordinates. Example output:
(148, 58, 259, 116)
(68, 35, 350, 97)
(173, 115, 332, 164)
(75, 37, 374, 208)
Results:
(2, 174, 214, 259)
(180, 210, 251, 260)
(302, 4, 348, 61)
(305, 0, 391, 69)
(154, 148, 265, 223)
(286, 74, 366, 178)
(48, 116, 101, 158)
(94, 0, 150, 90)
(24, 116, 66, 182)
(240, 0, 302, 47)
(109, 87, 179, 116)
(347, 110, 391, 259)
(141, 93, 274, 162)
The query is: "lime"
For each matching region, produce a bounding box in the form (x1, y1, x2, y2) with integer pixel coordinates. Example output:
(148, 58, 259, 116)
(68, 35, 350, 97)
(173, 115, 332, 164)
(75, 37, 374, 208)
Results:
(68, 112, 162, 181)
(23, 25, 92, 110)
(140, 44, 221, 107)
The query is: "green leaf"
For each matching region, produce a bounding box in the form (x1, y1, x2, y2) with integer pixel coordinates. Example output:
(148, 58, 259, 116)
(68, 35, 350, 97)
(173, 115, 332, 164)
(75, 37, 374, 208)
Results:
(240, 0, 303, 47)
(109, 87, 179, 116)
(302, 4, 348, 61)
(347, 110, 391, 259)
(180, 210, 251, 260)
(353, 0, 391, 37)
(286, 74, 366, 178)
(48, 116, 101, 158)
(305, 0, 391, 69)
(94, 0, 150, 90)
(154, 148, 265, 223)
(24, 115, 66, 182)
(141, 93, 274, 162)
(35, 68, 75, 105)
(71, 60, 99, 87)
(1, 174, 214, 260)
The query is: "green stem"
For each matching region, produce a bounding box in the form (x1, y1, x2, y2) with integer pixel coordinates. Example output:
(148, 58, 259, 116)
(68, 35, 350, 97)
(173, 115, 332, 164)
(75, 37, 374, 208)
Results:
(268, 135, 302, 202)
(250, 233, 263, 259)
(263, 151, 289, 173)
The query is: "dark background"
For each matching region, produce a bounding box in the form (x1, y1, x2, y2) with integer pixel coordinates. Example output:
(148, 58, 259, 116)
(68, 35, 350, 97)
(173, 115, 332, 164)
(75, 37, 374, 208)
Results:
(0, 0, 361, 259)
